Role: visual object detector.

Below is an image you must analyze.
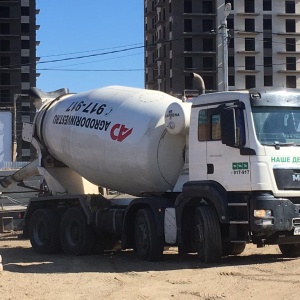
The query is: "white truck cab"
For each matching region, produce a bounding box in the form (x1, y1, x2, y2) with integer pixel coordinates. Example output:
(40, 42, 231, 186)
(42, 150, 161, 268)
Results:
(175, 89, 300, 261)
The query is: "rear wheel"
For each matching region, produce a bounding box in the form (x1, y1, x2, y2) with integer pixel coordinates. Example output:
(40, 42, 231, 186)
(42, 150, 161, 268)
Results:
(278, 244, 300, 257)
(134, 208, 164, 261)
(28, 208, 60, 254)
(194, 206, 222, 263)
(60, 207, 96, 255)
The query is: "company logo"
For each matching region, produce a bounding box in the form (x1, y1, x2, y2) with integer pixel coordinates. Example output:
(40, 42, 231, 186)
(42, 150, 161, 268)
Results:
(165, 110, 180, 119)
(110, 124, 133, 142)
(292, 174, 300, 182)
(232, 162, 248, 170)
(232, 162, 249, 175)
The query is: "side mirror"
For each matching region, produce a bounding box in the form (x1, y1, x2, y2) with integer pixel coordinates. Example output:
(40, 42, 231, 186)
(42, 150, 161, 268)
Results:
(221, 108, 246, 148)
(221, 108, 237, 147)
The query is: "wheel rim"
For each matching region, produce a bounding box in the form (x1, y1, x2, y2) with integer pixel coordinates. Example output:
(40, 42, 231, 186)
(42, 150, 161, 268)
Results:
(33, 221, 47, 246)
(66, 220, 80, 246)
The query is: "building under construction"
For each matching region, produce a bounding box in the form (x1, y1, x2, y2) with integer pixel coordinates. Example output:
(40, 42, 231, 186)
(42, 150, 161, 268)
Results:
(144, 0, 300, 97)
(0, 0, 39, 166)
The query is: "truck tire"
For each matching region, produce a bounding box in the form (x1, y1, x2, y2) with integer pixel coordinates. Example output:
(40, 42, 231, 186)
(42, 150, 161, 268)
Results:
(134, 208, 164, 261)
(278, 244, 300, 257)
(60, 207, 96, 255)
(28, 208, 60, 254)
(222, 242, 246, 256)
(194, 206, 222, 263)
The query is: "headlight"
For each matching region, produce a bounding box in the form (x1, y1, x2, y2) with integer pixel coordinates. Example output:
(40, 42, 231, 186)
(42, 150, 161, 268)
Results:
(254, 209, 272, 218)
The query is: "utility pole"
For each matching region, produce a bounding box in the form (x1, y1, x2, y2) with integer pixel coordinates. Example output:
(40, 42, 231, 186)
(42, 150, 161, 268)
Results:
(13, 94, 27, 163)
(221, 3, 231, 91)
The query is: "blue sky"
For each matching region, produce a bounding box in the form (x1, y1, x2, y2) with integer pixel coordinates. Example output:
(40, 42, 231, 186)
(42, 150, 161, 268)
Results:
(36, 1, 144, 93)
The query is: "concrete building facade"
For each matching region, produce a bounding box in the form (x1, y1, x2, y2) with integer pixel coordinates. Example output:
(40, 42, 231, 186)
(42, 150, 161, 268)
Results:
(144, 0, 300, 97)
(0, 0, 39, 162)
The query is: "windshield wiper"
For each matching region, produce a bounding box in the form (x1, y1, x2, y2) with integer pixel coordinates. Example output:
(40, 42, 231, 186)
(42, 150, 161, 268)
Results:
(273, 141, 296, 149)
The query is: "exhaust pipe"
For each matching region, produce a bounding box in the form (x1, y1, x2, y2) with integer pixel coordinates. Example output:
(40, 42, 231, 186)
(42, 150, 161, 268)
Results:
(190, 73, 205, 95)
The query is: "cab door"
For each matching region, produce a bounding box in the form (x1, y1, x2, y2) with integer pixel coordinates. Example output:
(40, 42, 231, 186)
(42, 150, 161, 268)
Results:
(206, 103, 251, 191)
(189, 106, 208, 181)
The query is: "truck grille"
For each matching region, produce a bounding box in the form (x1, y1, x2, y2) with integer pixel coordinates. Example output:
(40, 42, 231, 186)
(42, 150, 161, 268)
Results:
(273, 168, 300, 190)
(293, 218, 300, 226)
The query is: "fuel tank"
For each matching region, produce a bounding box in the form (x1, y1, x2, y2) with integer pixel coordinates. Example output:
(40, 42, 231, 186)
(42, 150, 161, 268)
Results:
(34, 86, 186, 196)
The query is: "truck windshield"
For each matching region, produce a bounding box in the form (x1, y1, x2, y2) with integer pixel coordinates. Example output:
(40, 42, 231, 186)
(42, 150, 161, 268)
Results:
(252, 107, 300, 146)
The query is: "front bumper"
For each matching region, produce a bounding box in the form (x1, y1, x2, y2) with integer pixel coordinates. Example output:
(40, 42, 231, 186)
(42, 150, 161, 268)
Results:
(250, 193, 300, 233)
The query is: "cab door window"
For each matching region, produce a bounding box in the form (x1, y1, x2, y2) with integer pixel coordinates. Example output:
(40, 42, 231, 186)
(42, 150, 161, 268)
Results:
(198, 108, 221, 141)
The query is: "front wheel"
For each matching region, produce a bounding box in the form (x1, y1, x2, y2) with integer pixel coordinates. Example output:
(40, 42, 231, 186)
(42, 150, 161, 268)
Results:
(28, 208, 60, 254)
(278, 244, 300, 257)
(194, 206, 222, 263)
(134, 208, 164, 261)
(60, 207, 96, 255)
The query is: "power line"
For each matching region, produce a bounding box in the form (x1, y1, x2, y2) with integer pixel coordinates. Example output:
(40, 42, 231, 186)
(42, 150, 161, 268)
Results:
(37, 58, 300, 73)
(39, 42, 144, 58)
(46, 52, 143, 69)
(0, 45, 145, 71)
(37, 45, 144, 65)
(37, 68, 144, 72)
(0, 31, 299, 73)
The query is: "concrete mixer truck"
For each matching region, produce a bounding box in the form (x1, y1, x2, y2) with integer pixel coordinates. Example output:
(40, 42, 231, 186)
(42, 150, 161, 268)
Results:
(2, 85, 300, 263)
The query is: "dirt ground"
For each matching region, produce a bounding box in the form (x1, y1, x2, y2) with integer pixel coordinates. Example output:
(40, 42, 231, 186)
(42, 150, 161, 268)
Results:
(1, 232, 300, 300)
